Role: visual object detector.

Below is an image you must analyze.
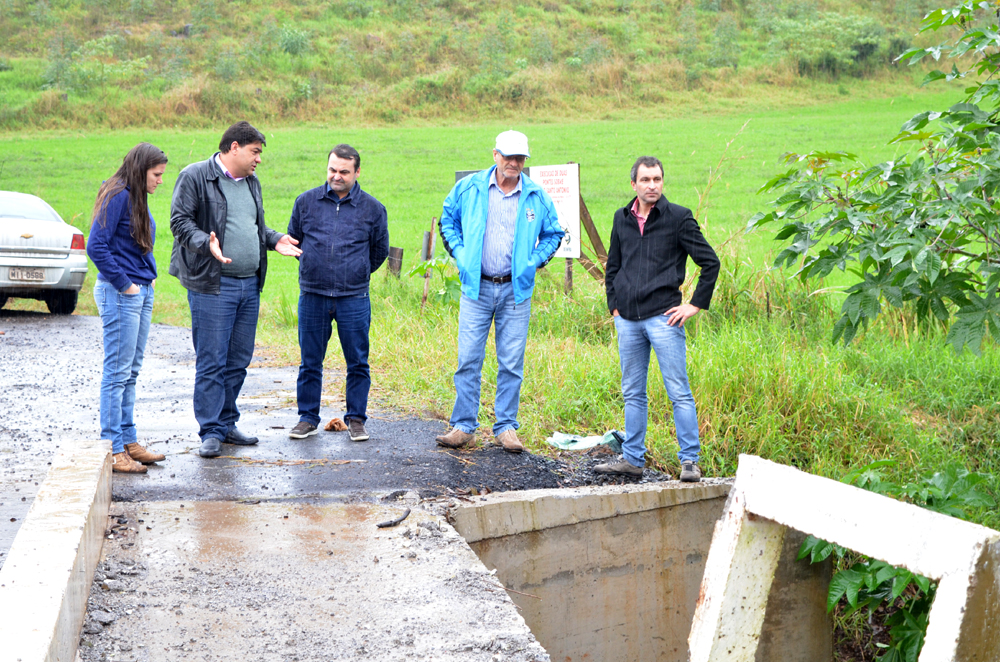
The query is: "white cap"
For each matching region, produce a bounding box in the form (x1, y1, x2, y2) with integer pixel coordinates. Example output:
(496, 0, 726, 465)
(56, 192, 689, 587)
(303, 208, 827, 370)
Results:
(494, 130, 530, 158)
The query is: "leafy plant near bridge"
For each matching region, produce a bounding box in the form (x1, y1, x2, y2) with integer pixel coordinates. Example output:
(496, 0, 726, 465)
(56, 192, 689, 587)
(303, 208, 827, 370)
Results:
(750, 1, 1000, 353)
(798, 461, 994, 661)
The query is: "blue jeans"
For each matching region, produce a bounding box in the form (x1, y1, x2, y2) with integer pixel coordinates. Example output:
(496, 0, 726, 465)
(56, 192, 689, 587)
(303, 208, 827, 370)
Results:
(95, 279, 154, 454)
(615, 315, 700, 467)
(187, 275, 259, 442)
(450, 280, 532, 435)
(296, 292, 371, 426)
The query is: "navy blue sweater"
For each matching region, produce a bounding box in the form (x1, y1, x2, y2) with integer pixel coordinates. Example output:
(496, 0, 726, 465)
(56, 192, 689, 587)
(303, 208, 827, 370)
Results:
(287, 182, 389, 297)
(87, 188, 157, 291)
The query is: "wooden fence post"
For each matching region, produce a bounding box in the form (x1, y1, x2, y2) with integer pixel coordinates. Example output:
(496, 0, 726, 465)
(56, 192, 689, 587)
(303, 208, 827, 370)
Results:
(387, 247, 403, 278)
(421, 218, 438, 310)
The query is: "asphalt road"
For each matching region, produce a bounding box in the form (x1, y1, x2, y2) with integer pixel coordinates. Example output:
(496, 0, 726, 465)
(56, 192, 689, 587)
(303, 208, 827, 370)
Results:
(0, 310, 563, 568)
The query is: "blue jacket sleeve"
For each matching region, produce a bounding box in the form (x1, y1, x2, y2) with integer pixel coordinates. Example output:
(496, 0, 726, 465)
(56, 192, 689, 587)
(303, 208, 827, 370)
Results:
(86, 191, 132, 292)
(287, 196, 303, 243)
(370, 202, 389, 272)
(438, 182, 464, 260)
(530, 193, 565, 268)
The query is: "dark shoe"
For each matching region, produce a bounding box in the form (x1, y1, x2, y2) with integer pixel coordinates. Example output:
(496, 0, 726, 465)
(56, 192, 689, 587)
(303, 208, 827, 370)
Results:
(199, 437, 223, 458)
(435, 427, 474, 449)
(289, 421, 318, 439)
(125, 442, 165, 464)
(593, 457, 644, 478)
(347, 418, 370, 442)
(680, 461, 702, 483)
(112, 451, 147, 474)
(224, 428, 259, 445)
(495, 429, 523, 453)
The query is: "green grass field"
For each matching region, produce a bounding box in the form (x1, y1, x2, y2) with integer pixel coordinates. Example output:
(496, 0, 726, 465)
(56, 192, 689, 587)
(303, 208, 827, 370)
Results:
(5, 83, 1000, 530)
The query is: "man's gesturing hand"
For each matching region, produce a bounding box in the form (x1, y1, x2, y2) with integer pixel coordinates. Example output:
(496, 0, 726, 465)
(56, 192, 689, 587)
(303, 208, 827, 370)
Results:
(275, 234, 302, 257)
(208, 231, 232, 264)
(665, 303, 701, 327)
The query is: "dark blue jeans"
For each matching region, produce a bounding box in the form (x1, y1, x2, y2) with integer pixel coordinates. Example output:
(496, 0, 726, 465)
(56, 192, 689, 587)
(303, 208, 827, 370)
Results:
(296, 291, 371, 426)
(187, 275, 260, 442)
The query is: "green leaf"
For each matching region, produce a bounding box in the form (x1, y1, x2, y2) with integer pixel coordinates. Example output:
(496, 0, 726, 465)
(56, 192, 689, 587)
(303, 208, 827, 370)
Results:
(829, 569, 865, 611)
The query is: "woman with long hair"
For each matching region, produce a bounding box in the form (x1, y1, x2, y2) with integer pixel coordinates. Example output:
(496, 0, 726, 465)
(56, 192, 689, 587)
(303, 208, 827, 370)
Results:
(86, 143, 169, 473)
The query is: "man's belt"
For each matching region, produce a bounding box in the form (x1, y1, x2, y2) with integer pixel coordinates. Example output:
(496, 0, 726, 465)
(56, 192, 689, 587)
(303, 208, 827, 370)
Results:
(481, 274, 512, 284)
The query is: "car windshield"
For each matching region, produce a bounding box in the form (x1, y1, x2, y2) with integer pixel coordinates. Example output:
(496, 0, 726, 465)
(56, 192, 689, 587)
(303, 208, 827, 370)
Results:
(0, 194, 62, 222)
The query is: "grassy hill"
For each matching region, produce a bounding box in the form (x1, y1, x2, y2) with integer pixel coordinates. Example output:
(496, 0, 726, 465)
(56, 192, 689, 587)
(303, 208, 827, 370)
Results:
(0, 0, 940, 129)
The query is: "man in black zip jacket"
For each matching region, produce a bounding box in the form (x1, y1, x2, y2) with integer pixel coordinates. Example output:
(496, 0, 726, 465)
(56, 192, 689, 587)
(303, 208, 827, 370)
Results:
(285, 144, 389, 443)
(598, 156, 719, 482)
(170, 121, 302, 459)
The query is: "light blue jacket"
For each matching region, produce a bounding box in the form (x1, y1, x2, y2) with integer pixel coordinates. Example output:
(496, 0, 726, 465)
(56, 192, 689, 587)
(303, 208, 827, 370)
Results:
(438, 166, 564, 304)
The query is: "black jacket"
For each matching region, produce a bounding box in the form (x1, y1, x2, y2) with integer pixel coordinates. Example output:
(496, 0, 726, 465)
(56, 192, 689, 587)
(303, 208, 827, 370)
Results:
(605, 195, 719, 320)
(168, 155, 284, 294)
(287, 181, 389, 297)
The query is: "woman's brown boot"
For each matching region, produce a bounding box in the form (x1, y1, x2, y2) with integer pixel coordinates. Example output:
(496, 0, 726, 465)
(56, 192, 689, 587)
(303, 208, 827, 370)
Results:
(125, 442, 165, 464)
(112, 451, 147, 474)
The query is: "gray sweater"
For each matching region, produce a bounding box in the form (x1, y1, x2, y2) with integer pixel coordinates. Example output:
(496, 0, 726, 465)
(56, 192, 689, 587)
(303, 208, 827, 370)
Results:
(217, 175, 260, 278)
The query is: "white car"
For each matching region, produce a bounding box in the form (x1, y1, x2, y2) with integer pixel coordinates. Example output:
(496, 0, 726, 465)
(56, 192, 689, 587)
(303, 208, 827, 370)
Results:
(0, 191, 88, 314)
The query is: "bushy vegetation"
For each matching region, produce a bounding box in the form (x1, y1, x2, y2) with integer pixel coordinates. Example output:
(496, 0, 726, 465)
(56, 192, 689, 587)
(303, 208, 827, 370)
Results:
(0, 0, 937, 129)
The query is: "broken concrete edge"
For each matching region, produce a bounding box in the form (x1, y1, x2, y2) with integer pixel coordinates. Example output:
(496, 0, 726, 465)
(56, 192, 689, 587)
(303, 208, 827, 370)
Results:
(447, 479, 732, 543)
(690, 454, 1000, 662)
(0, 439, 111, 662)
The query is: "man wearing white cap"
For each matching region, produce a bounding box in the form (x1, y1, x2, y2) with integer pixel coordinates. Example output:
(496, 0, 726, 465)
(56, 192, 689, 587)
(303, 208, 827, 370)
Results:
(435, 130, 564, 452)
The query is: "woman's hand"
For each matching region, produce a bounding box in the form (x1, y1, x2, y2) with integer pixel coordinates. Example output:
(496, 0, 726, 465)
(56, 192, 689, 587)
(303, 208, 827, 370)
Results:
(124, 283, 140, 295)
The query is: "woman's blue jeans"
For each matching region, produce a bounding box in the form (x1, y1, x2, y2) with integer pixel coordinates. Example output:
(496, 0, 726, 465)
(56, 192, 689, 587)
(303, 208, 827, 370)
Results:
(614, 314, 700, 467)
(450, 281, 532, 435)
(96, 279, 154, 454)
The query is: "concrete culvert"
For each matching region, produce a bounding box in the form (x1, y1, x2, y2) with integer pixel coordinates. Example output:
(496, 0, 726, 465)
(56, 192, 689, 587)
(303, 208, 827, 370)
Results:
(449, 481, 834, 662)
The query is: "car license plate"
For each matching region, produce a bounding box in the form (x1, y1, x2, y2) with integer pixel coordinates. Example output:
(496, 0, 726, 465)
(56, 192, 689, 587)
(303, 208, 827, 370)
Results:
(9, 267, 44, 281)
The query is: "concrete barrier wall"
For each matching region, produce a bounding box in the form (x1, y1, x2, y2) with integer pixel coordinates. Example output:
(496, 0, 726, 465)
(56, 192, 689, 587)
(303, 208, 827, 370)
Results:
(450, 482, 831, 662)
(0, 439, 111, 662)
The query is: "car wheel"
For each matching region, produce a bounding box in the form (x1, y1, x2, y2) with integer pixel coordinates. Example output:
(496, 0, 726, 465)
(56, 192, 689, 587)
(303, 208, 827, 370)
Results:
(46, 290, 78, 315)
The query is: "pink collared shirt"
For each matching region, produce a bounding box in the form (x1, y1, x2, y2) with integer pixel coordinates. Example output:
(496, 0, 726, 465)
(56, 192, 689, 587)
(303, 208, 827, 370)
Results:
(215, 154, 245, 181)
(630, 199, 648, 235)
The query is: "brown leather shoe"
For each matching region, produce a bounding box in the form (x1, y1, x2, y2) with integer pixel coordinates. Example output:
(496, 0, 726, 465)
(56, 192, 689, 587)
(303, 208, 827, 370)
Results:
(435, 427, 474, 449)
(125, 442, 165, 464)
(112, 451, 147, 474)
(496, 429, 523, 453)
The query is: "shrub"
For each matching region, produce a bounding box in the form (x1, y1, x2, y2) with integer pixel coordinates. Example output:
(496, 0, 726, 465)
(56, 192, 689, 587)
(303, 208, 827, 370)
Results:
(678, 2, 699, 62)
(346, 0, 373, 19)
(279, 26, 310, 56)
(709, 13, 740, 70)
(769, 13, 889, 77)
(529, 27, 554, 65)
(575, 35, 611, 66)
(214, 51, 240, 82)
(43, 34, 150, 92)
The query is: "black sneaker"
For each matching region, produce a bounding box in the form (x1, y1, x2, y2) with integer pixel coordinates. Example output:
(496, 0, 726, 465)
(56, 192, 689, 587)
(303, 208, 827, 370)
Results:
(289, 421, 318, 439)
(348, 418, 369, 442)
(680, 461, 702, 483)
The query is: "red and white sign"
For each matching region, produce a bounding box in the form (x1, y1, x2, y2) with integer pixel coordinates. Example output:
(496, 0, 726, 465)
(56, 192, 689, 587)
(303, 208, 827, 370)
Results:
(527, 163, 580, 259)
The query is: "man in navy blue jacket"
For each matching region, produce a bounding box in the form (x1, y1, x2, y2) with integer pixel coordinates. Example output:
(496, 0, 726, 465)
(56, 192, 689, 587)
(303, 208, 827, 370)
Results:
(286, 144, 389, 442)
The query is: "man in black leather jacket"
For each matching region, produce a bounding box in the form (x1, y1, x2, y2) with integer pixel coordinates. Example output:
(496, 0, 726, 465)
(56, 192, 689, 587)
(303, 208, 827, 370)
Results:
(169, 121, 301, 458)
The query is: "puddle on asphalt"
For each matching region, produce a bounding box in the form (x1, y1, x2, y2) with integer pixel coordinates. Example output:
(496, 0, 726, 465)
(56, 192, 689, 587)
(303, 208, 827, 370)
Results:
(139, 501, 393, 565)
